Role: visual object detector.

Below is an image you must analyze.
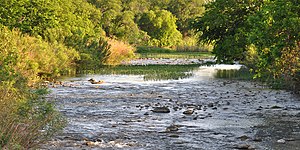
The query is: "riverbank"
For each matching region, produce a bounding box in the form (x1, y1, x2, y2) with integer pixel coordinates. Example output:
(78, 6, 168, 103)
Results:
(122, 58, 215, 65)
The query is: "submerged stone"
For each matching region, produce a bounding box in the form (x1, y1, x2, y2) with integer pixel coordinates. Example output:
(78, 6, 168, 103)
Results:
(152, 107, 170, 113)
(183, 109, 194, 115)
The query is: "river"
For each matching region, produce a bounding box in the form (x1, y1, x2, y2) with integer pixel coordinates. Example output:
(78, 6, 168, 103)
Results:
(41, 63, 300, 150)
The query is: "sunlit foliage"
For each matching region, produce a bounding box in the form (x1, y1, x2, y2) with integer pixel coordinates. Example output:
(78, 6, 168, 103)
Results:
(138, 10, 182, 47)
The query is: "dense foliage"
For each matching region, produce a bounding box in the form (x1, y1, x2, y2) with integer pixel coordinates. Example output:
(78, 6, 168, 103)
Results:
(0, 1, 207, 147)
(0, 0, 207, 69)
(0, 26, 67, 149)
(1, 0, 298, 148)
(138, 10, 182, 47)
(247, 0, 300, 85)
(192, 0, 264, 63)
(193, 0, 300, 90)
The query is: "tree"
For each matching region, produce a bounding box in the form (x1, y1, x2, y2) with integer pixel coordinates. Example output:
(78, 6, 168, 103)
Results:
(88, 0, 122, 38)
(121, 0, 150, 14)
(167, 0, 205, 37)
(0, 0, 58, 38)
(193, 0, 299, 90)
(149, 0, 170, 10)
(247, 0, 300, 86)
(138, 10, 182, 47)
(192, 0, 264, 63)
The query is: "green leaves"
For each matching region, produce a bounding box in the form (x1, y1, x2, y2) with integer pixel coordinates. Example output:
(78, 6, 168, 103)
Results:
(248, 0, 300, 83)
(193, 0, 265, 63)
(193, 0, 300, 90)
(0, 0, 58, 37)
(138, 10, 182, 47)
(167, 0, 205, 36)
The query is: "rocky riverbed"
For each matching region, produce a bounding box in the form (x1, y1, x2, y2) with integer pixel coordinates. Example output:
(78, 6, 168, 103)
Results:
(41, 65, 300, 150)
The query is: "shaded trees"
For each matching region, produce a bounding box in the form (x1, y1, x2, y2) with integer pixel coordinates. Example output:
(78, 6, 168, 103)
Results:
(193, 0, 300, 90)
(167, 0, 205, 37)
(192, 0, 264, 63)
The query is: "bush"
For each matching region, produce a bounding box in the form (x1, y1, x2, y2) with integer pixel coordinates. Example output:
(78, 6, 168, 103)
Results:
(0, 84, 66, 149)
(175, 36, 213, 52)
(104, 39, 135, 65)
(0, 26, 68, 149)
(0, 26, 79, 83)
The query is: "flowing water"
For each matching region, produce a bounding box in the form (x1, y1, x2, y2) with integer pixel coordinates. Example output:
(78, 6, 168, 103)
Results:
(42, 63, 300, 150)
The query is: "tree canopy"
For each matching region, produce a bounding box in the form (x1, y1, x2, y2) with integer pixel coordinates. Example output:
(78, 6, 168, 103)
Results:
(138, 10, 182, 47)
(193, 0, 300, 89)
(192, 0, 264, 63)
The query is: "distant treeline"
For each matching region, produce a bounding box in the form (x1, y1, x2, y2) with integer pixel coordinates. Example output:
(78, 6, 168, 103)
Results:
(0, 0, 207, 75)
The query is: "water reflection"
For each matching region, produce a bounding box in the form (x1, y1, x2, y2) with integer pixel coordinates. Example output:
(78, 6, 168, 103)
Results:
(76, 65, 198, 81)
(73, 64, 247, 82)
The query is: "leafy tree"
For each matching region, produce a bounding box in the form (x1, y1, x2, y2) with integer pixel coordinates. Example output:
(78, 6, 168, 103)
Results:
(47, 0, 103, 43)
(193, 0, 299, 90)
(121, 0, 150, 14)
(167, 0, 205, 37)
(149, 0, 170, 10)
(0, 0, 58, 38)
(192, 0, 264, 63)
(138, 10, 182, 47)
(111, 11, 145, 44)
(88, 0, 122, 37)
(247, 0, 300, 86)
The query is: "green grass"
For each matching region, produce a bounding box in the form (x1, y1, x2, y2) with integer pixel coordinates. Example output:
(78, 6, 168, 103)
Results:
(135, 46, 214, 59)
(136, 52, 214, 59)
(136, 46, 173, 53)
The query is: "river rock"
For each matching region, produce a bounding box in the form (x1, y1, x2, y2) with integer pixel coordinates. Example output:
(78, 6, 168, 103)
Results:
(183, 109, 194, 115)
(271, 105, 282, 109)
(277, 139, 286, 144)
(85, 141, 101, 147)
(166, 124, 181, 132)
(234, 144, 254, 149)
(208, 103, 214, 107)
(238, 135, 250, 141)
(169, 134, 180, 138)
(253, 137, 262, 142)
(152, 107, 170, 113)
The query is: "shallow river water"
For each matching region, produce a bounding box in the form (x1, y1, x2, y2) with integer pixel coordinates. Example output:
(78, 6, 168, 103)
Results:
(42, 64, 300, 150)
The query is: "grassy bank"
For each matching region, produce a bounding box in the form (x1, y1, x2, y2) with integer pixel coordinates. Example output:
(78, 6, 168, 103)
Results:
(135, 46, 214, 59)
(136, 52, 214, 59)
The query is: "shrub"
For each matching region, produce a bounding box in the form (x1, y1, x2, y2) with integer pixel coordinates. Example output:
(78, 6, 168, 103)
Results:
(104, 39, 135, 65)
(0, 26, 79, 83)
(175, 36, 213, 52)
(0, 83, 66, 149)
(0, 26, 68, 149)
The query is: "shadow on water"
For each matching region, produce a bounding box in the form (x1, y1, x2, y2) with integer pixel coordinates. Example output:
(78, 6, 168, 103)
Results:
(255, 115, 300, 149)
